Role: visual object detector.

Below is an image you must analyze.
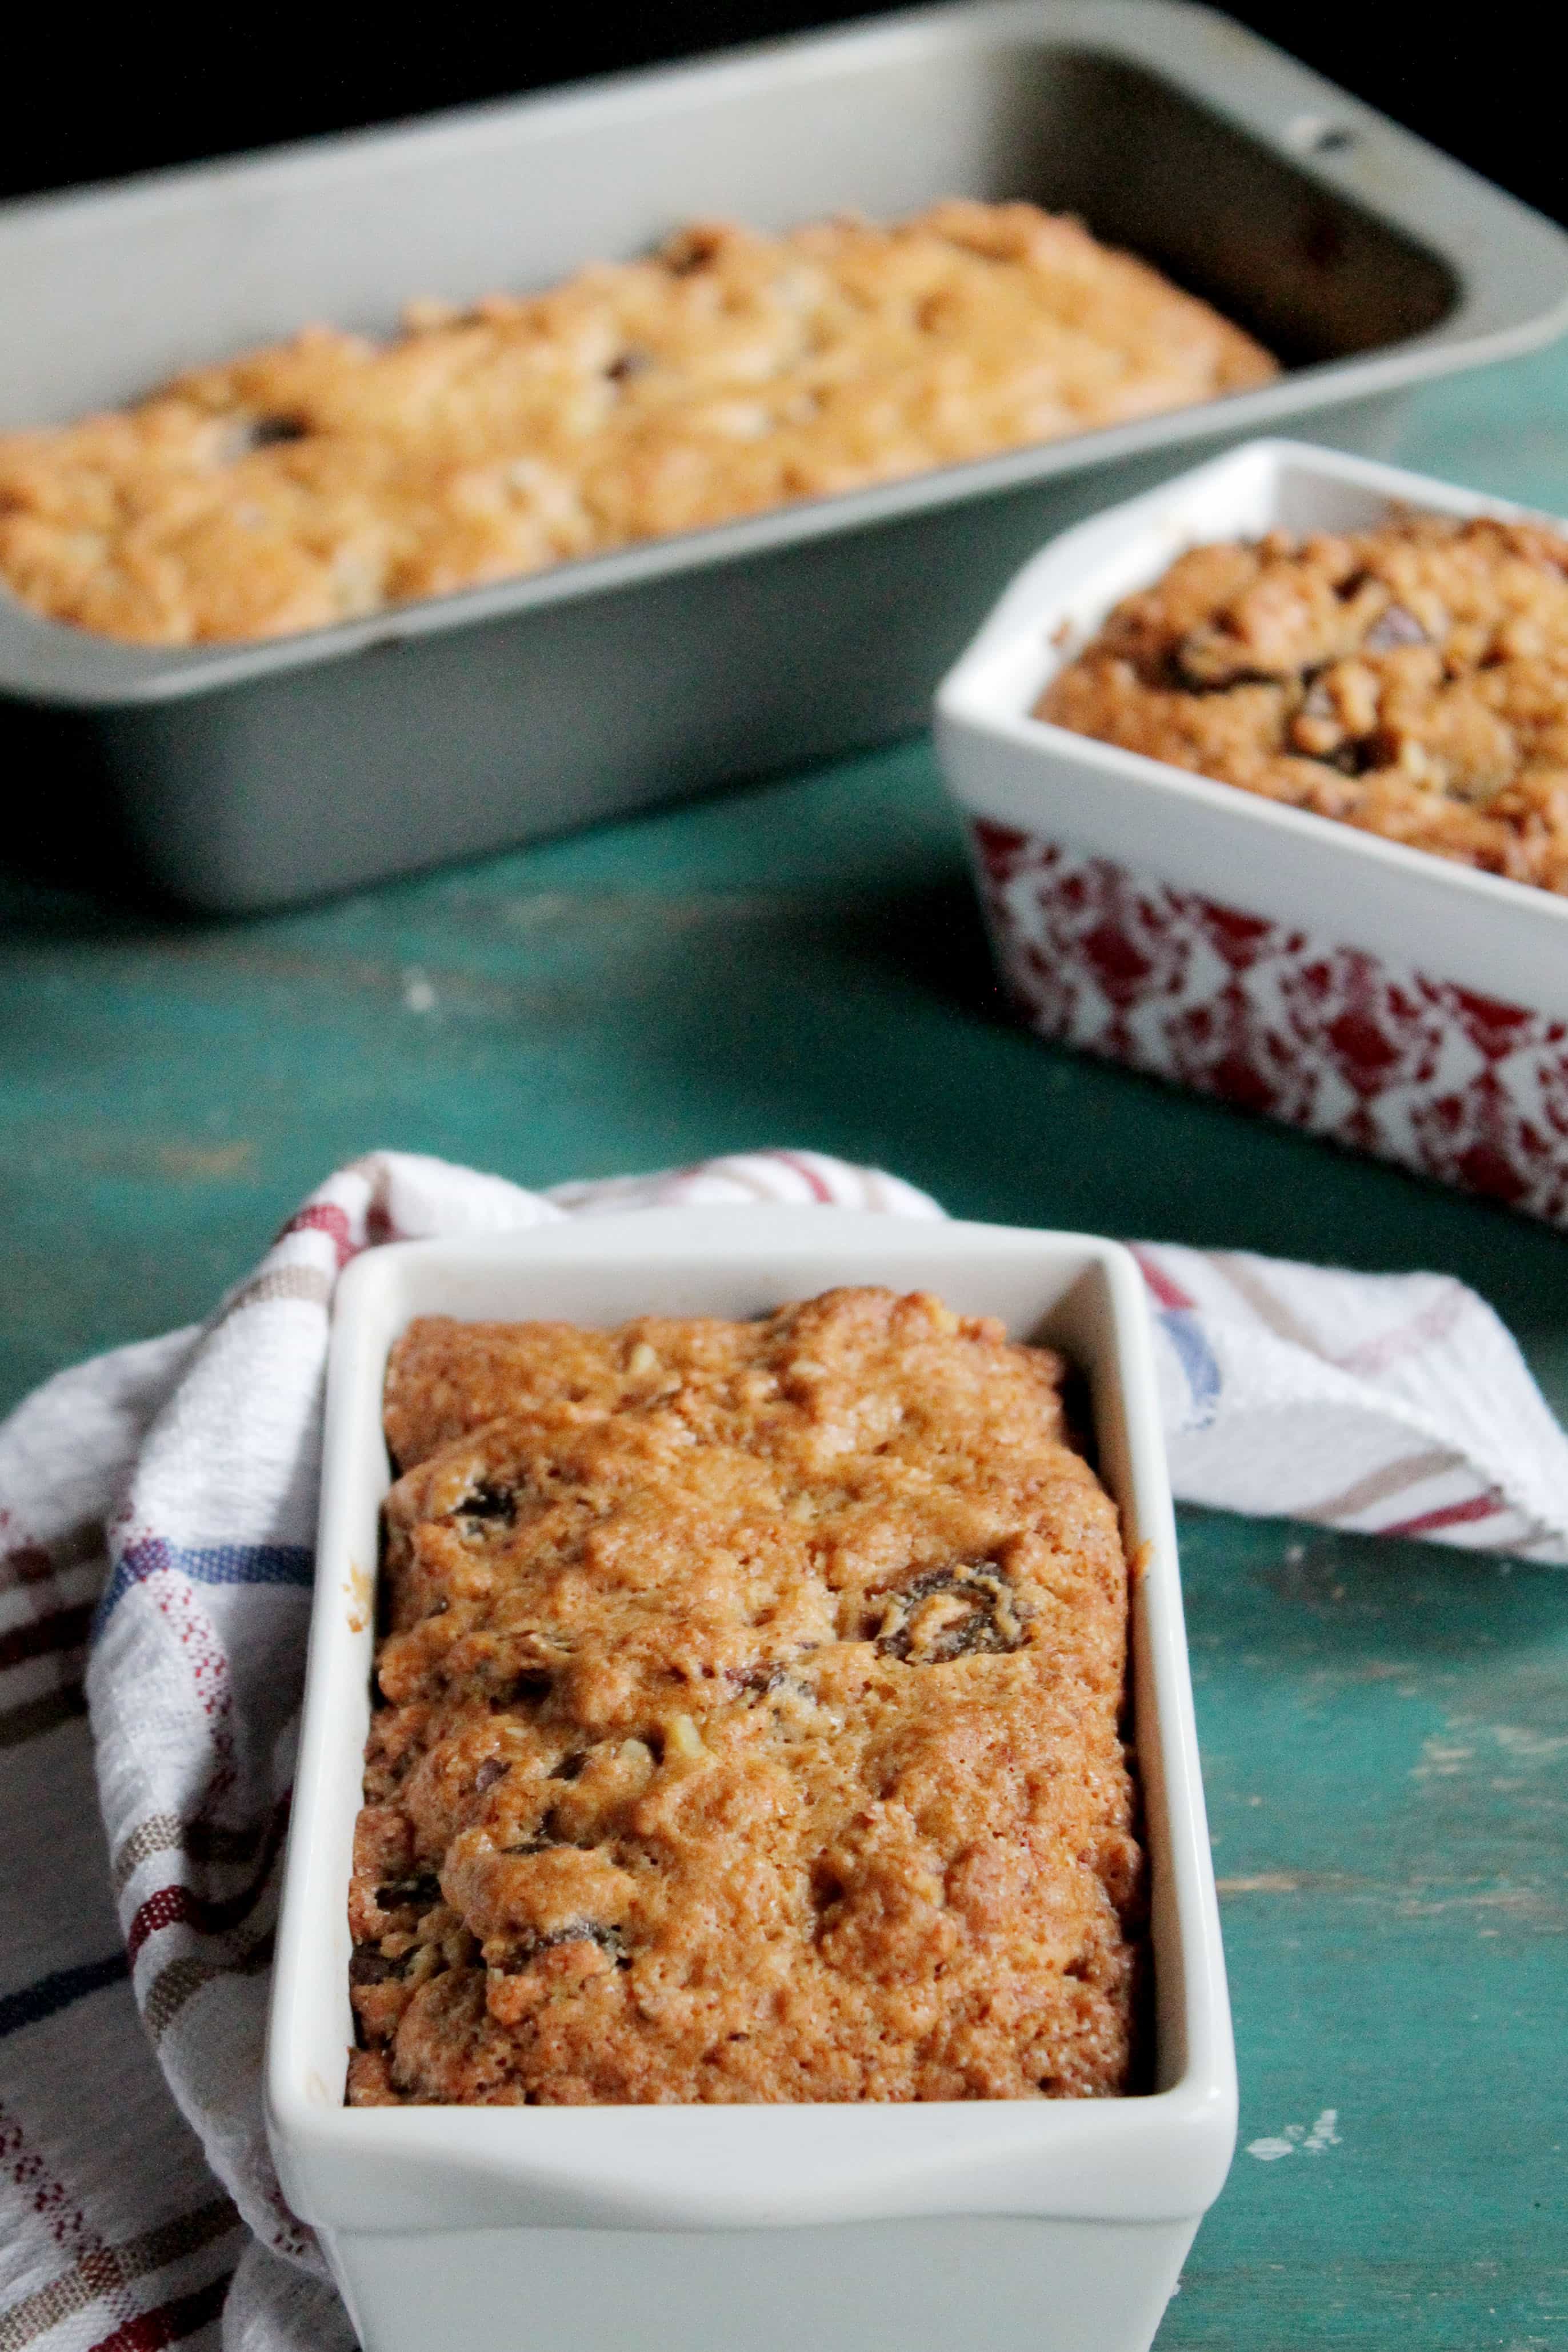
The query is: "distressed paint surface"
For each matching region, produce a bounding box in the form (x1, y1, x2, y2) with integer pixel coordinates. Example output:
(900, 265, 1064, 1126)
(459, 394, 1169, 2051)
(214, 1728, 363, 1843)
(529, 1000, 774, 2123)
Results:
(1175, 1511, 1567, 2348)
(2, 342, 1568, 2347)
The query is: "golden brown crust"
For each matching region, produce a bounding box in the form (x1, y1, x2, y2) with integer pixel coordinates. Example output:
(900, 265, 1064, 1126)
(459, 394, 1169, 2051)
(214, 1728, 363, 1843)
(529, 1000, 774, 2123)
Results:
(0, 201, 1274, 646)
(350, 1287, 1144, 2105)
(1039, 513, 1568, 894)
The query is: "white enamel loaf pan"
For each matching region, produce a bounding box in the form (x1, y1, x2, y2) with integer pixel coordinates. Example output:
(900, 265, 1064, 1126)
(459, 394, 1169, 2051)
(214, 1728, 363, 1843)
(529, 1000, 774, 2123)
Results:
(937, 438, 1568, 1226)
(6, 2, 1568, 911)
(267, 1207, 1234, 2352)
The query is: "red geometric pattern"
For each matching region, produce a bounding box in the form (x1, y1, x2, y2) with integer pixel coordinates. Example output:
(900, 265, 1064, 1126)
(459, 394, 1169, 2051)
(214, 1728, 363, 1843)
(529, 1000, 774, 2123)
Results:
(970, 818, 1568, 1225)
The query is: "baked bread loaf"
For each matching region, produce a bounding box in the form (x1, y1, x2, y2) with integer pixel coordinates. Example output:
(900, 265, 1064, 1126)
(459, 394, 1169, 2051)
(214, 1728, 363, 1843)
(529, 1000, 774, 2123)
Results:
(0, 200, 1275, 646)
(1040, 512, 1568, 893)
(347, 1286, 1145, 2105)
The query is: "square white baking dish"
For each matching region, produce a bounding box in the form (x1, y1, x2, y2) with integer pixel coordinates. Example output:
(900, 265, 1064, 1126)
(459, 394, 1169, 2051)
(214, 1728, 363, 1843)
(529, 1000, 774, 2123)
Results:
(935, 437, 1568, 1225)
(267, 1206, 1234, 2352)
(6, 0, 1568, 911)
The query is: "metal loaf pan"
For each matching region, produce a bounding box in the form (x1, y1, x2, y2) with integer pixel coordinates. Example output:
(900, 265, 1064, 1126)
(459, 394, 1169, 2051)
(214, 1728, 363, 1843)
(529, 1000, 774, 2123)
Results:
(4, 0, 1568, 913)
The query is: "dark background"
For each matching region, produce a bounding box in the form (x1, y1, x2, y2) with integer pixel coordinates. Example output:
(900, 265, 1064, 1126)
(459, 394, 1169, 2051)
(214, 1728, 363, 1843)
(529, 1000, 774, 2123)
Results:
(5, 3, 1562, 230)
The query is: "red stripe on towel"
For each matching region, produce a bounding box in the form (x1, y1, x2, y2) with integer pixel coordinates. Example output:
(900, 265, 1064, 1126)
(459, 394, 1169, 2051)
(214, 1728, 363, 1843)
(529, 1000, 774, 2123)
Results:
(1129, 1246, 1198, 1314)
(84, 2271, 231, 2352)
(1383, 1492, 1503, 1539)
(0, 1603, 94, 1674)
(769, 1152, 835, 1202)
(275, 1202, 357, 1266)
(125, 1800, 290, 1965)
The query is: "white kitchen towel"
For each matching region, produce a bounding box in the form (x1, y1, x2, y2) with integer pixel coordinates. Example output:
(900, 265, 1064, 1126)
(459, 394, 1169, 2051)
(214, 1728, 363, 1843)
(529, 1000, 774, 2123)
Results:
(2, 1145, 1566, 2352)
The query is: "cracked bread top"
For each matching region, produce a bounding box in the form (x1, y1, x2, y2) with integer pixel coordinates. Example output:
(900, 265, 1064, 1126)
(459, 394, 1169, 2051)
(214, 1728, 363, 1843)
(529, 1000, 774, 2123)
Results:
(0, 199, 1274, 646)
(347, 1285, 1143, 2106)
(1039, 513, 1568, 893)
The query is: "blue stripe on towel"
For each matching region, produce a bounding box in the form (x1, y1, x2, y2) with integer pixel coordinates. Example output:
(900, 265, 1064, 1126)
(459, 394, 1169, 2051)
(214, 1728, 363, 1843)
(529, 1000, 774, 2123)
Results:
(0, 1952, 130, 2042)
(94, 1538, 314, 1637)
(1158, 1309, 1223, 1431)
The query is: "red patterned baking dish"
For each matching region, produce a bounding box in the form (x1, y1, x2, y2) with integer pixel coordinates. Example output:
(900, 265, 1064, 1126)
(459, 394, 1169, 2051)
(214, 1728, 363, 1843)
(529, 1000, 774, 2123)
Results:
(934, 438, 1568, 1223)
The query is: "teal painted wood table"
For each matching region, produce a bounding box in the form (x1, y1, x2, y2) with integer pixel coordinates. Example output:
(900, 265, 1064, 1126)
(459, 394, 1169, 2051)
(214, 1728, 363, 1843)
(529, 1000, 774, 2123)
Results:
(5, 347, 1568, 2348)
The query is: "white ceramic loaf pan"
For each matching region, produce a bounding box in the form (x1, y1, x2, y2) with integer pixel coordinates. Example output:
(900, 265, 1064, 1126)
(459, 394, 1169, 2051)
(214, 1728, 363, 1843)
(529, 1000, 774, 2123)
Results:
(936, 437, 1568, 1226)
(5, 1, 1568, 911)
(266, 1207, 1235, 2352)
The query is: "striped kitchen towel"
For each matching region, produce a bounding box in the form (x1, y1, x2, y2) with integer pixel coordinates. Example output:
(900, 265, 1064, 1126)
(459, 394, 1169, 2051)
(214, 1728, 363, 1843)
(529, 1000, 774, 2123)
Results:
(2, 1147, 1566, 2352)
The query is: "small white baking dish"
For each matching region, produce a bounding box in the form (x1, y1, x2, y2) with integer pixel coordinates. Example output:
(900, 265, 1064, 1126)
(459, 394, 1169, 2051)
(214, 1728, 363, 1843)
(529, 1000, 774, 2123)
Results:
(267, 1206, 1234, 2352)
(936, 438, 1568, 1224)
